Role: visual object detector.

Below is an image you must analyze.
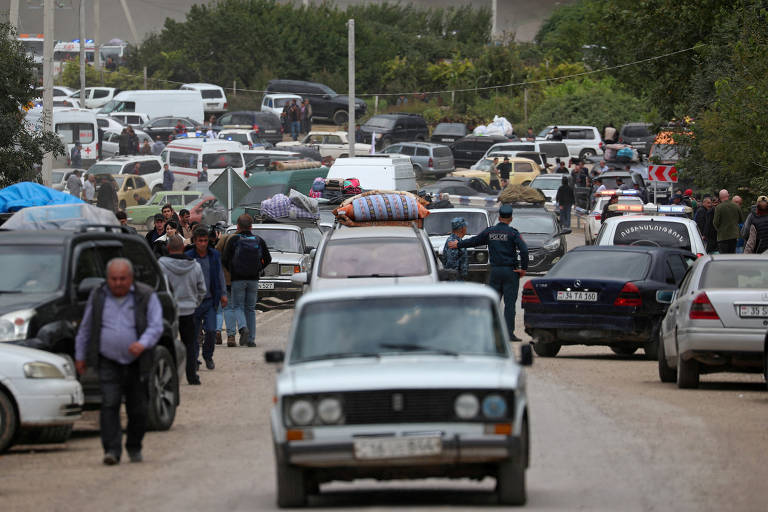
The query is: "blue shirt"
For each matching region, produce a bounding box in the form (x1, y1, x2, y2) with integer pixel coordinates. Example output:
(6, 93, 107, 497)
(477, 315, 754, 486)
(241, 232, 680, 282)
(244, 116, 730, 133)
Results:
(186, 248, 226, 302)
(457, 221, 529, 269)
(442, 233, 469, 279)
(75, 286, 163, 364)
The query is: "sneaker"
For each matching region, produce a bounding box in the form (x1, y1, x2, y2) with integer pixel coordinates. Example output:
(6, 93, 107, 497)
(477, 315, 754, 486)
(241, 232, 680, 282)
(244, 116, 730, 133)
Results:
(127, 451, 143, 463)
(239, 327, 250, 346)
(205, 358, 215, 370)
(103, 452, 120, 465)
(215, 331, 222, 345)
(227, 335, 237, 347)
(247, 342, 257, 348)
(188, 377, 201, 385)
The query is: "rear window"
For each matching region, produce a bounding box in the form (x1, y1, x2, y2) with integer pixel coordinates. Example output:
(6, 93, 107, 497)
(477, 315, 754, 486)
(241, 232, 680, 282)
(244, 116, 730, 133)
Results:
(88, 163, 122, 174)
(701, 261, 768, 289)
(363, 117, 396, 130)
(253, 113, 280, 128)
(203, 152, 243, 169)
(612, 221, 691, 251)
(549, 251, 651, 281)
(622, 125, 651, 138)
(424, 211, 488, 236)
(433, 123, 465, 136)
(434, 146, 452, 157)
(538, 143, 570, 157)
(319, 238, 429, 278)
(201, 89, 223, 99)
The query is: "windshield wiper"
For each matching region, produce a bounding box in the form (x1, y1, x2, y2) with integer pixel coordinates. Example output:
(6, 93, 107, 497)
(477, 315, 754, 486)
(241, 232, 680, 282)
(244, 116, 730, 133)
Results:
(380, 343, 459, 356)
(346, 274, 400, 278)
(298, 352, 381, 363)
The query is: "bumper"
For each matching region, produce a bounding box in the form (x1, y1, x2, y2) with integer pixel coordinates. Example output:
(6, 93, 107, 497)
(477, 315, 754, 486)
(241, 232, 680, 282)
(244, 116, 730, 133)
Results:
(258, 277, 303, 296)
(527, 249, 564, 273)
(678, 327, 765, 355)
(524, 312, 651, 342)
(15, 379, 83, 426)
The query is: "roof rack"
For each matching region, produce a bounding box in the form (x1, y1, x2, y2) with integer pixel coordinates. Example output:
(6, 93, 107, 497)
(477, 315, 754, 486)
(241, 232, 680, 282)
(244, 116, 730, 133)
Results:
(77, 224, 134, 234)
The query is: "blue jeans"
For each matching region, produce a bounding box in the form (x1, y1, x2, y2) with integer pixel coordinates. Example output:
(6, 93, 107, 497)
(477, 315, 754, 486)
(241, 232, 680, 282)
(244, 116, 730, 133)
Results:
(290, 121, 300, 141)
(194, 297, 217, 360)
(559, 204, 571, 228)
(231, 280, 258, 343)
(489, 267, 520, 338)
(220, 287, 244, 336)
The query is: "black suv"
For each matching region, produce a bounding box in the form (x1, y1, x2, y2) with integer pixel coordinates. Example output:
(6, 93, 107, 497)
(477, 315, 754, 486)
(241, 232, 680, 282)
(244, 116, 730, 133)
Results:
(618, 122, 655, 155)
(215, 111, 283, 144)
(265, 79, 367, 125)
(361, 113, 428, 150)
(0, 226, 183, 431)
(450, 134, 512, 168)
(141, 116, 203, 142)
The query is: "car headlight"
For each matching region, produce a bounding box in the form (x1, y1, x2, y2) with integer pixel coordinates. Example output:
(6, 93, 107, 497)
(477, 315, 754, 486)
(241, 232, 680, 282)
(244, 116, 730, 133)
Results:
(279, 264, 299, 276)
(543, 238, 561, 250)
(317, 397, 343, 424)
(454, 393, 479, 419)
(482, 394, 508, 419)
(24, 361, 65, 379)
(288, 399, 315, 426)
(0, 309, 35, 342)
(375, 133, 382, 139)
(474, 251, 488, 264)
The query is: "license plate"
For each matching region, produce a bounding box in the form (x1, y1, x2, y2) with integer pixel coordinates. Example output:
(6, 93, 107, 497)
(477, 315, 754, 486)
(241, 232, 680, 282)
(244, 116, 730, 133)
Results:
(258, 281, 275, 290)
(738, 304, 768, 317)
(206, 103, 218, 107)
(353, 436, 442, 460)
(557, 291, 598, 302)
(442, 138, 455, 142)
(264, 130, 277, 134)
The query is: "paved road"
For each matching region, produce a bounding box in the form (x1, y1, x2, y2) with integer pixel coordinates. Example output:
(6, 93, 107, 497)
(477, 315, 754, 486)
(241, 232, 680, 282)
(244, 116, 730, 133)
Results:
(2, 229, 766, 511)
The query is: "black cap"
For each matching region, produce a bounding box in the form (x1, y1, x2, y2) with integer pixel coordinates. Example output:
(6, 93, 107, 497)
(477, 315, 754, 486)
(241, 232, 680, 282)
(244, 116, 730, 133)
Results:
(154, 213, 164, 221)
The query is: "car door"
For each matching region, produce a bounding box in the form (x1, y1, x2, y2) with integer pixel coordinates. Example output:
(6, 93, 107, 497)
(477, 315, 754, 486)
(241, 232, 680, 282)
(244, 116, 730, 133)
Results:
(133, 176, 150, 204)
(102, 132, 118, 157)
(323, 134, 344, 157)
(661, 266, 695, 359)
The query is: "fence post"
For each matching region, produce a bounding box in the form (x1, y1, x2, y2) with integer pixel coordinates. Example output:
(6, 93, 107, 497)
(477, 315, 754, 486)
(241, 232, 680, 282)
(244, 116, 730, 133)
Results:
(233, 80, 236, 97)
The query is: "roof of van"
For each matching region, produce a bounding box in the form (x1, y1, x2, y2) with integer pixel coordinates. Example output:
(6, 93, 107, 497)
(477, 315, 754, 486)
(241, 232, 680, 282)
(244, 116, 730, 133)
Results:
(114, 90, 201, 97)
(330, 155, 410, 165)
(167, 138, 243, 151)
(52, 108, 97, 119)
(181, 83, 224, 90)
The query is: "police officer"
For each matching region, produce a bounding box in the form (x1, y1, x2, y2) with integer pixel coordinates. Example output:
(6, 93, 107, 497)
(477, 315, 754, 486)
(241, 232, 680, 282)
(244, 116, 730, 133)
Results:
(448, 204, 528, 341)
(441, 217, 469, 280)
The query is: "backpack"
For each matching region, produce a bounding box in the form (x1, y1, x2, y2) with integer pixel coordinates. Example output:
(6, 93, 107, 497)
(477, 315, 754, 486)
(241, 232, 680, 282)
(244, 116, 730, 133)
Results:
(231, 235, 263, 278)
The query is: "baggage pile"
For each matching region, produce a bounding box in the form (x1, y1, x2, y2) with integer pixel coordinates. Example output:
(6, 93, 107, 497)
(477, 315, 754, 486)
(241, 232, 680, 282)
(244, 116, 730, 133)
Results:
(310, 177, 362, 200)
(260, 190, 319, 221)
(498, 184, 546, 205)
(332, 190, 430, 227)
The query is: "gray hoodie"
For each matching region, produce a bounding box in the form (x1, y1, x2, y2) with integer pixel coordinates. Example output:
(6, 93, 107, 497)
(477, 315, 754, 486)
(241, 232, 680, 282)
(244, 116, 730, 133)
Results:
(158, 255, 207, 316)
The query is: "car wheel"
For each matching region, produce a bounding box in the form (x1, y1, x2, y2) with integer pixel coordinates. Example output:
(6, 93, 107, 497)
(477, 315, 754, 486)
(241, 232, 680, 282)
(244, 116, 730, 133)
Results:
(676, 354, 700, 389)
(15, 425, 73, 445)
(644, 328, 660, 360)
(119, 200, 126, 210)
(532, 340, 561, 357)
(610, 345, 638, 356)
(147, 346, 178, 431)
(0, 390, 17, 453)
(275, 445, 308, 507)
(145, 216, 155, 231)
(496, 416, 527, 505)
(658, 333, 676, 383)
(579, 149, 596, 160)
(332, 110, 348, 126)
(413, 165, 424, 179)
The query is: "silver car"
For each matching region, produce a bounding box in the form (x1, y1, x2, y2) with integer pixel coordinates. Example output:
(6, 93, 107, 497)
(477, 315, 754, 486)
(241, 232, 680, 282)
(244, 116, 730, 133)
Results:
(381, 141, 455, 178)
(658, 254, 768, 388)
(265, 284, 533, 507)
(424, 207, 490, 283)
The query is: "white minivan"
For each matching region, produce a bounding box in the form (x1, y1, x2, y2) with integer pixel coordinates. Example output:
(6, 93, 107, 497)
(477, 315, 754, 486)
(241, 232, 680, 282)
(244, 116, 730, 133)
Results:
(53, 108, 100, 168)
(98, 90, 205, 123)
(161, 138, 245, 189)
(69, 87, 119, 109)
(327, 155, 417, 193)
(261, 93, 303, 117)
(180, 83, 228, 114)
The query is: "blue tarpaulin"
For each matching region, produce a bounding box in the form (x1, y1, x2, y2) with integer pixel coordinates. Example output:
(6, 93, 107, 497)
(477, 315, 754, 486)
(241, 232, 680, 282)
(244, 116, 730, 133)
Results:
(0, 182, 83, 213)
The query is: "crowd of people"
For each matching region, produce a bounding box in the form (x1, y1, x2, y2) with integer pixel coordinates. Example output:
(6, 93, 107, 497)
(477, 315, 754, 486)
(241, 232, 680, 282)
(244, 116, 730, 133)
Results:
(280, 98, 312, 141)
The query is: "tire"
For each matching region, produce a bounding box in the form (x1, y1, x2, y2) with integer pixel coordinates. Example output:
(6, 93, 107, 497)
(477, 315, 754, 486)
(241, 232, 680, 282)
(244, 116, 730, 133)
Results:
(275, 445, 308, 508)
(413, 165, 424, 179)
(496, 417, 527, 505)
(15, 424, 73, 445)
(119, 200, 126, 210)
(145, 216, 155, 231)
(644, 329, 660, 360)
(0, 390, 17, 453)
(658, 334, 676, 383)
(147, 346, 178, 431)
(579, 149, 596, 160)
(533, 341, 561, 357)
(332, 110, 348, 126)
(610, 345, 637, 356)
(677, 354, 700, 389)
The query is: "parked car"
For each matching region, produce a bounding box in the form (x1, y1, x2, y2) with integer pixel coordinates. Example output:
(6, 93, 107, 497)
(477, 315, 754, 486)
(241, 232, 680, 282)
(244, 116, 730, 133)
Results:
(450, 134, 512, 168)
(50, 168, 86, 191)
(421, 176, 496, 197)
(380, 141, 455, 177)
(52, 97, 81, 109)
(217, 129, 271, 149)
(265, 284, 532, 507)
(430, 122, 468, 144)
(265, 79, 367, 125)
(92, 173, 152, 210)
(277, 131, 371, 159)
(326, 155, 417, 193)
(87, 155, 165, 194)
(528, 174, 570, 205)
(484, 141, 570, 168)
(618, 122, 654, 155)
(454, 157, 542, 187)
(261, 93, 303, 117)
(658, 254, 768, 388)
(0, 344, 83, 452)
(125, 190, 202, 229)
(523, 246, 695, 358)
(214, 111, 283, 144)
(108, 112, 150, 127)
(512, 206, 570, 273)
(180, 83, 228, 114)
(0, 227, 185, 431)
(141, 116, 203, 142)
(68, 87, 119, 109)
(95, 115, 126, 133)
(424, 208, 490, 282)
(100, 128, 153, 158)
(595, 208, 707, 256)
(585, 190, 645, 245)
(536, 125, 603, 160)
(360, 113, 428, 150)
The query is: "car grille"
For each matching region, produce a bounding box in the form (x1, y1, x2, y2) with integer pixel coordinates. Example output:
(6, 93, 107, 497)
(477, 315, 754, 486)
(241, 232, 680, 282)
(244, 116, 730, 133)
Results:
(262, 263, 278, 276)
(340, 389, 514, 424)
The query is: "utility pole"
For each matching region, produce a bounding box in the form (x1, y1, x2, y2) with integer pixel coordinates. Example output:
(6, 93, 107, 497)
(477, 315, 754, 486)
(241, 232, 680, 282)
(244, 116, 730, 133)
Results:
(119, 0, 140, 44)
(94, 0, 101, 69)
(79, 0, 86, 97)
(491, 0, 498, 41)
(347, 19, 355, 158)
(9, 0, 20, 31)
(42, 0, 55, 185)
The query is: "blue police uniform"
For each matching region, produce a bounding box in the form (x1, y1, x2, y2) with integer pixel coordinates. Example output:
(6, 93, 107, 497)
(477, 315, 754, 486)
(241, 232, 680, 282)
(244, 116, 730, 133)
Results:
(442, 232, 469, 280)
(457, 206, 528, 338)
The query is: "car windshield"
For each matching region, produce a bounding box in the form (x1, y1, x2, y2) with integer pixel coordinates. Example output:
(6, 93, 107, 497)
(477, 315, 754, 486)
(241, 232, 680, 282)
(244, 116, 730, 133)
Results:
(433, 123, 465, 136)
(530, 176, 565, 190)
(302, 227, 323, 249)
(87, 163, 122, 175)
(701, 261, 768, 288)
(52, 171, 66, 182)
(600, 175, 633, 189)
(363, 117, 396, 130)
(512, 215, 557, 234)
(319, 238, 429, 278)
(612, 221, 691, 251)
(146, 193, 165, 205)
(290, 296, 506, 363)
(623, 125, 651, 138)
(0, 246, 63, 293)
(112, 176, 125, 187)
(472, 159, 494, 171)
(424, 212, 488, 236)
(202, 152, 244, 169)
(550, 251, 651, 280)
(252, 229, 301, 253)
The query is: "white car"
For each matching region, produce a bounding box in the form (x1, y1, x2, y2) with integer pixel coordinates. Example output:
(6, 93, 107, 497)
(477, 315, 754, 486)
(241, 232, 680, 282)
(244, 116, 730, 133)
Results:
(585, 191, 646, 244)
(595, 208, 707, 255)
(529, 174, 569, 205)
(424, 207, 490, 282)
(536, 125, 603, 160)
(69, 87, 119, 109)
(277, 131, 371, 159)
(181, 83, 228, 113)
(217, 129, 270, 149)
(0, 344, 83, 452)
(96, 115, 126, 133)
(265, 284, 533, 507)
(658, 254, 768, 388)
(100, 129, 153, 158)
(88, 155, 165, 193)
(261, 93, 303, 117)
(108, 112, 150, 127)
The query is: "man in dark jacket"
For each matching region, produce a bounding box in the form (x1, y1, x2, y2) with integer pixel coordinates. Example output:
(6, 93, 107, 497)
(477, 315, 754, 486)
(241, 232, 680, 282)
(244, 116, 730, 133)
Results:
(97, 178, 118, 212)
(118, 128, 131, 156)
(601, 194, 621, 223)
(223, 214, 272, 347)
(146, 213, 165, 244)
(713, 189, 745, 253)
(162, 163, 175, 191)
(556, 176, 575, 229)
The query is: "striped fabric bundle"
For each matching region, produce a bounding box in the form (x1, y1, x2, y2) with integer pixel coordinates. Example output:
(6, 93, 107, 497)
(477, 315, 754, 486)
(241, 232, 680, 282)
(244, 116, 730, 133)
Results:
(350, 193, 422, 221)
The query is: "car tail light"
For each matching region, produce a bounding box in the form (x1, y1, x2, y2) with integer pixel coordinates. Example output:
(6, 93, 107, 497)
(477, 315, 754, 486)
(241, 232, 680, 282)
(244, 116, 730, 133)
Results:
(614, 282, 642, 307)
(248, 142, 253, 149)
(522, 281, 540, 304)
(618, 137, 623, 143)
(599, 141, 604, 150)
(223, 102, 228, 109)
(696, 253, 704, 258)
(428, 157, 434, 168)
(253, 124, 260, 133)
(689, 292, 719, 320)
(593, 213, 601, 221)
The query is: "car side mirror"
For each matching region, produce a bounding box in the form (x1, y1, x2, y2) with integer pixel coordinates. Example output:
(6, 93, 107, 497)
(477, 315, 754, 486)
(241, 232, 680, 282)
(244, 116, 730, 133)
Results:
(291, 272, 308, 285)
(656, 289, 675, 304)
(560, 228, 572, 235)
(322, 94, 331, 100)
(265, 350, 285, 364)
(304, 245, 314, 254)
(438, 268, 458, 281)
(519, 344, 533, 366)
(77, 277, 104, 300)
(309, 248, 316, 259)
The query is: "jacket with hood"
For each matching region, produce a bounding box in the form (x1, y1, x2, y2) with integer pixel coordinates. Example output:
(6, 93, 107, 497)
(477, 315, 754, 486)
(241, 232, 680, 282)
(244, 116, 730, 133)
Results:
(158, 254, 207, 316)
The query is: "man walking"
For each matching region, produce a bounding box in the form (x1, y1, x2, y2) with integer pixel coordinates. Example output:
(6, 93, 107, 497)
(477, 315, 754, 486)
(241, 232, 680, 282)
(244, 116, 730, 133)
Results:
(70, 143, 82, 168)
(66, 169, 83, 197)
(441, 217, 469, 281)
(97, 177, 118, 212)
(198, 164, 209, 183)
(151, 137, 165, 155)
(146, 214, 165, 244)
(83, 173, 96, 203)
(185, 227, 227, 369)
(215, 230, 247, 347)
(179, 209, 193, 239)
(75, 258, 162, 465)
(745, 195, 768, 254)
(449, 204, 528, 341)
(162, 163, 175, 191)
(223, 214, 272, 348)
(115, 211, 137, 234)
(288, 99, 301, 141)
(713, 189, 744, 254)
(497, 157, 512, 189)
(301, 98, 312, 134)
(556, 176, 575, 228)
(159, 236, 207, 385)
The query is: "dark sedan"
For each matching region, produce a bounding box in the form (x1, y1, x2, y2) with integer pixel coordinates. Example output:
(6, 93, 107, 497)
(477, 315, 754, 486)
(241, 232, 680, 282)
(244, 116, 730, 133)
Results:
(522, 246, 695, 358)
(430, 122, 467, 144)
(141, 116, 203, 142)
(421, 177, 497, 197)
(511, 208, 570, 274)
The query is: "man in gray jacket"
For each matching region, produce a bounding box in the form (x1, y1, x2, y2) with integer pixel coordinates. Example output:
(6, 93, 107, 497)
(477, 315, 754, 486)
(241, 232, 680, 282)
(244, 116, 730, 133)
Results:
(158, 236, 207, 385)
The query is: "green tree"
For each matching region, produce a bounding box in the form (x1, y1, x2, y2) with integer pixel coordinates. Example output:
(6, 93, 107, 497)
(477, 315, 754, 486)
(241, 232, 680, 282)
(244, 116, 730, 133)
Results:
(0, 23, 64, 187)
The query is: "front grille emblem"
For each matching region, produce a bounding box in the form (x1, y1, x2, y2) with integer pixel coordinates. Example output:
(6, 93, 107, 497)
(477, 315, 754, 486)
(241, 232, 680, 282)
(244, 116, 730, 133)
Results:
(392, 393, 404, 412)
(574, 280, 582, 288)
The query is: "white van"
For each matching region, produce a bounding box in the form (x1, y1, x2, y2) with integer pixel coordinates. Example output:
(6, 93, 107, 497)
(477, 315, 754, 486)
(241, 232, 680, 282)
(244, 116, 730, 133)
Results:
(69, 87, 119, 109)
(261, 93, 303, 117)
(483, 141, 571, 167)
(98, 90, 204, 123)
(53, 108, 99, 168)
(108, 112, 150, 126)
(180, 83, 228, 113)
(327, 155, 417, 193)
(161, 138, 244, 189)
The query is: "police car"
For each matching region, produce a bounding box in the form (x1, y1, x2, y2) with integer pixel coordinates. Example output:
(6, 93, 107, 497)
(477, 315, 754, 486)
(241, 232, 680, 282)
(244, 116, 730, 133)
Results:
(584, 190, 645, 245)
(594, 204, 707, 255)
